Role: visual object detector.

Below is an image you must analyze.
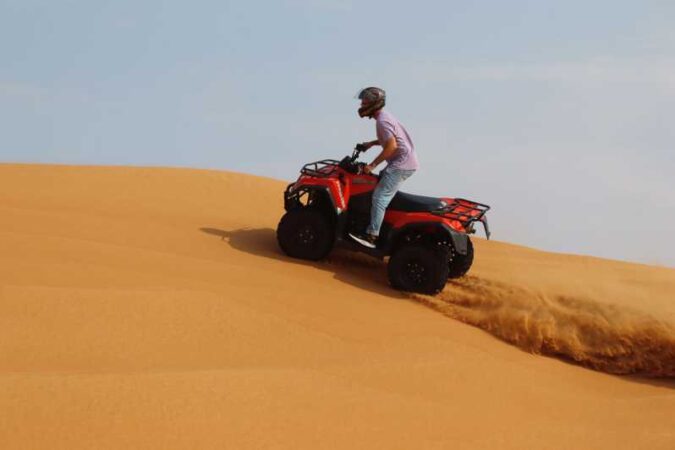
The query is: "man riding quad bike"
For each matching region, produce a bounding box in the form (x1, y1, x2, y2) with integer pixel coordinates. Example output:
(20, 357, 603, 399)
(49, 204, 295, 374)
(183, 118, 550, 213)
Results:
(276, 145, 490, 294)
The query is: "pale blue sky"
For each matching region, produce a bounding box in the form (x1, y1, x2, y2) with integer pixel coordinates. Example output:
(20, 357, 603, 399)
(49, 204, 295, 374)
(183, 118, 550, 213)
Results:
(1, 0, 674, 266)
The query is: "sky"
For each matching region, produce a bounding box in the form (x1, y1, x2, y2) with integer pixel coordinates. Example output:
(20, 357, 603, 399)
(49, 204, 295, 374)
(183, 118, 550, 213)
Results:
(1, 0, 674, 266)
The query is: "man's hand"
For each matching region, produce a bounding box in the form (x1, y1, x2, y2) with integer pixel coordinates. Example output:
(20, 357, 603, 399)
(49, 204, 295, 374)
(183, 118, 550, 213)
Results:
(363, 164, 374, 174)
(357, 140, 377, 151)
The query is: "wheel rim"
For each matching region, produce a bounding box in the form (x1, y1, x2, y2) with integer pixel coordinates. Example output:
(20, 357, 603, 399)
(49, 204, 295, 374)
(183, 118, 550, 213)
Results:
(404, 260, 428, 287)
(295, 224, 317, 246)
(447, 246, 456, 264)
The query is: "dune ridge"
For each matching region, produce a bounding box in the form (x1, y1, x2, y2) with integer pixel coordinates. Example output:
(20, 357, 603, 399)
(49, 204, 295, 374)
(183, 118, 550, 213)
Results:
(413, 276, 675, 377)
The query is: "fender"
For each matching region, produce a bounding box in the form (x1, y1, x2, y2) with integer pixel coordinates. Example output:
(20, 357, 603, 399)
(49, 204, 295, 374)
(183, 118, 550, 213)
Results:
(385, 221, 469, 255)
(284, 183, 342, 214)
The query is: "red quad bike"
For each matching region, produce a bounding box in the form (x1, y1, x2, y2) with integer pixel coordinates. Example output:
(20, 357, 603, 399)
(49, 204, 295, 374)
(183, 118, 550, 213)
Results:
(276, 145, 491, 295)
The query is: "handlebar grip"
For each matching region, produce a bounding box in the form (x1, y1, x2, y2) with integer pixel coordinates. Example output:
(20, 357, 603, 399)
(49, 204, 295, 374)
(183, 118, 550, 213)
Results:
(355, 143, 367, 152)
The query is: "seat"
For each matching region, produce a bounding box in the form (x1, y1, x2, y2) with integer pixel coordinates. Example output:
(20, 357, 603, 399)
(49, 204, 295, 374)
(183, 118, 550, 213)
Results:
(388, 191, 446, 212)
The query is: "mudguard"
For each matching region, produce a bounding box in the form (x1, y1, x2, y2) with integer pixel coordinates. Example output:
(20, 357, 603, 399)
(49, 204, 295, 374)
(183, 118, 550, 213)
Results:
(385, 222, 469, 255)
(284, 183, 341, 214)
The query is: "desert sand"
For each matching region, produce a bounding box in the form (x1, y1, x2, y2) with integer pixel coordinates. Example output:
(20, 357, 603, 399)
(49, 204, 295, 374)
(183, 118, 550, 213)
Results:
(1, 163, 673, 449)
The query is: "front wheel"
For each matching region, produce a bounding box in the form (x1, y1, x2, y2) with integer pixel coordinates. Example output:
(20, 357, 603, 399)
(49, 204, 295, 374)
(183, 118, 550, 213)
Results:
(388, 244, 449, 294)
(447, 237, 474, 279)
(277, 209, 334, 261)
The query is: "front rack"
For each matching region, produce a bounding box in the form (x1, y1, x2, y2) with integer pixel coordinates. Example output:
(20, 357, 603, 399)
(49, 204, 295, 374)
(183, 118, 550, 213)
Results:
(300, 159, 341, 178)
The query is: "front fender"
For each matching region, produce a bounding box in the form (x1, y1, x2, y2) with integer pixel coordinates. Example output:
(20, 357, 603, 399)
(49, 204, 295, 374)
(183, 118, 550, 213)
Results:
(284, 184, 341, 212)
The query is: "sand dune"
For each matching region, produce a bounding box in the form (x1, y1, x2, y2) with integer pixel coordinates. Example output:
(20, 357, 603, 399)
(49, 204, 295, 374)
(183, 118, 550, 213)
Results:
(1, 163, 674, 449)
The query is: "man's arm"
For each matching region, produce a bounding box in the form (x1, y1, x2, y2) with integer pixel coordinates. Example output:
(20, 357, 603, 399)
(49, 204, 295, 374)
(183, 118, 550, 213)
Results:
(365, 136, 397, 173)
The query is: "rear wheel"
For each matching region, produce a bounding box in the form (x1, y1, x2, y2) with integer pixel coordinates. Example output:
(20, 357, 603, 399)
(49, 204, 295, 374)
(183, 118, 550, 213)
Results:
(447, 238, 474, 279)
(388, 244, 449, 294)
(277, 208, 334, 261)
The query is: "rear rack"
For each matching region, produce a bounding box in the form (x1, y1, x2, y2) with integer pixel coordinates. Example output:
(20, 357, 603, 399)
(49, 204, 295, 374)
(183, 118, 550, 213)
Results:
(300, 159, 341, 178)
(433, 198, 491, 239)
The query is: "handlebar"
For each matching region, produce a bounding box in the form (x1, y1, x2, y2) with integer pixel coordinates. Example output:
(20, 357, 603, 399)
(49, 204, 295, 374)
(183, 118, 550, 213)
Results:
(333, 144, 379, 177)
(351, 144, 368, 163)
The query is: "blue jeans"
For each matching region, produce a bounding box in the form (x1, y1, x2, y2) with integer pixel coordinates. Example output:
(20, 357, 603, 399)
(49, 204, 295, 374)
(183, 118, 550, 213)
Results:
(366, 167, 416, 236)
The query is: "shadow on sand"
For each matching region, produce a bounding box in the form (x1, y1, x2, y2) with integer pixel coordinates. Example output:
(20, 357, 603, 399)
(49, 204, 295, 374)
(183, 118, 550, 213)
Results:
(200, 227, 404, 299)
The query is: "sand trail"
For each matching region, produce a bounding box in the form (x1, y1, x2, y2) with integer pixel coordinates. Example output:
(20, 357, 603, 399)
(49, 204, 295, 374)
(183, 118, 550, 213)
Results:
(414, 275, 675, 376)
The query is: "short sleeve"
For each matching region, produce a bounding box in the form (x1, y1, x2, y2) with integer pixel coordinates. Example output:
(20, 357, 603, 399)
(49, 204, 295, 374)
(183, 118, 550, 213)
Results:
(376, 120, 395, 146)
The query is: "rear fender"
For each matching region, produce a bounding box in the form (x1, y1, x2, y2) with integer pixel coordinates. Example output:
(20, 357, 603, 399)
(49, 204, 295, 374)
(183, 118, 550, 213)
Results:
(385, 222, 468, 255)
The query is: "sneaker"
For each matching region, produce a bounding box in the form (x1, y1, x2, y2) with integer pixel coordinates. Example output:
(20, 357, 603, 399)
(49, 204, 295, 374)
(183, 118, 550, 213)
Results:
(349, 232, 377, 249)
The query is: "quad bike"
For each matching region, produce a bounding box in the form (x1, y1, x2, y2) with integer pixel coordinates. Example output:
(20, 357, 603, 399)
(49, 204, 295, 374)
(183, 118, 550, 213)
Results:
(276, 145, 490, 294)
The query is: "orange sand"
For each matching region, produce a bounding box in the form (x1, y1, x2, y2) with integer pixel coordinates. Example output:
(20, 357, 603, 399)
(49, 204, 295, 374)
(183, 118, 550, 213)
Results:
(1, 163, 673, 449)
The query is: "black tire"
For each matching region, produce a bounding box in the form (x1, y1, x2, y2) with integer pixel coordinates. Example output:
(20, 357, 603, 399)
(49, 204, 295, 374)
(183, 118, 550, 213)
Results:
(388, 244, 450, 294)
(277, 208, 334, 261)
(447, 237, 474, 279)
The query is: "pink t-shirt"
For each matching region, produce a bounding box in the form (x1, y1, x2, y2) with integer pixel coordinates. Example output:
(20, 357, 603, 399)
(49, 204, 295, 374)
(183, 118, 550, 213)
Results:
(375, 110, 419, 171)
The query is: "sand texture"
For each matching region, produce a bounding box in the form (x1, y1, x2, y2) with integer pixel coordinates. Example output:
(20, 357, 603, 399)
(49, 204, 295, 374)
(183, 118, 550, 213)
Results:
(1, 164, 674, 449)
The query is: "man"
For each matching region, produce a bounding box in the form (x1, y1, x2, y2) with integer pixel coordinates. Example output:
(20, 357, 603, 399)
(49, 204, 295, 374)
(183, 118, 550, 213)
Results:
(349, 87, 419, 248)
